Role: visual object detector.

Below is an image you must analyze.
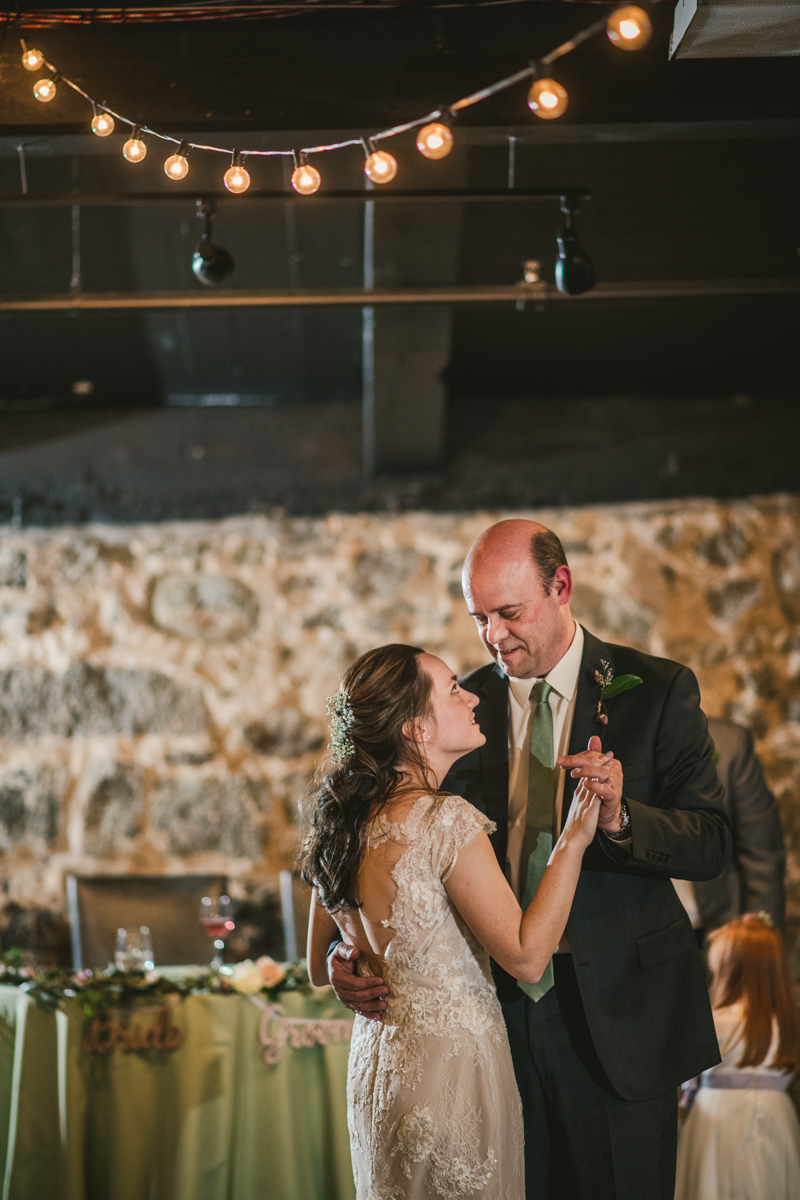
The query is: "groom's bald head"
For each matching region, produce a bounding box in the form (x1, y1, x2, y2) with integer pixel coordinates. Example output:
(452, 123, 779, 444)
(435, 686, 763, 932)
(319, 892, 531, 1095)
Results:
(462, 520, 574, 679)
(464, 520, 568, 595)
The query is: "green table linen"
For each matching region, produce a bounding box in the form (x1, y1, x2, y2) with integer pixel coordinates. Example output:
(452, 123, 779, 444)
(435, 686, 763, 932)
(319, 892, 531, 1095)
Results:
(0, 984, 356, 1200)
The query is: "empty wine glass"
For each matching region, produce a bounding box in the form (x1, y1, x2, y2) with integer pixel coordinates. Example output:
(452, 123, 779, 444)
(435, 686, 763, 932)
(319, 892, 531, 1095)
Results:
(115, 926, 154, 972)
(199, 895, 235, 969)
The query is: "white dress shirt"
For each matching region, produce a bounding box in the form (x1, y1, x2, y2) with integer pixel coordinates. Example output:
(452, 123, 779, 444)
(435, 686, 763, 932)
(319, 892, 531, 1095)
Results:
(506, 622, 585, 903)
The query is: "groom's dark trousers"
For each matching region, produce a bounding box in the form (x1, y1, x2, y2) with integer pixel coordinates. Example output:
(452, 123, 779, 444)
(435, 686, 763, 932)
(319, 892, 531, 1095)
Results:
(502, 963, 677, 1200)
(444, 627, 732, 1200)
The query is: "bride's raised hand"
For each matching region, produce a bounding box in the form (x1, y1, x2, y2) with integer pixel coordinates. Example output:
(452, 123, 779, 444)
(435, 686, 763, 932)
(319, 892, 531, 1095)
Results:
(560, 778, 601, 850)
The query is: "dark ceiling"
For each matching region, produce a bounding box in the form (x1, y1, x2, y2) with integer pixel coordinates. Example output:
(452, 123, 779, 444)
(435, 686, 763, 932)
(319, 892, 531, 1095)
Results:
(0, 1, 798, 521)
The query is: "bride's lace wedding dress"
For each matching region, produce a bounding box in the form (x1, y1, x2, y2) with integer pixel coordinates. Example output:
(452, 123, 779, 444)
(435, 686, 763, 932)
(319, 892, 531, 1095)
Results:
(336, 793, 524, 1200)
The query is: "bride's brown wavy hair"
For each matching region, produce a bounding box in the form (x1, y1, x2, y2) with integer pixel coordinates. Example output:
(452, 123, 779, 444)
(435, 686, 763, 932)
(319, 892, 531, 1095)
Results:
(300, 643, 440, 913)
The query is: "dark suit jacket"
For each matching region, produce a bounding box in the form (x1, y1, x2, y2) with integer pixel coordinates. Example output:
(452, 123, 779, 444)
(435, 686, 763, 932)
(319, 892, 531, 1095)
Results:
(693, 718, 785, 931)
(444, 626, 732, 1103)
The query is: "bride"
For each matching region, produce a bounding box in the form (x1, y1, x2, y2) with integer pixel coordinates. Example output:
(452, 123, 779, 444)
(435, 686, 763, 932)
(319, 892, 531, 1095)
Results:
(302, 643, 599, 1200)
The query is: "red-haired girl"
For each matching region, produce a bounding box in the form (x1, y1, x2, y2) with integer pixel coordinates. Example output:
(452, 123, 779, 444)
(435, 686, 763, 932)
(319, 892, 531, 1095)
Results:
(676, 913, 800, 1199)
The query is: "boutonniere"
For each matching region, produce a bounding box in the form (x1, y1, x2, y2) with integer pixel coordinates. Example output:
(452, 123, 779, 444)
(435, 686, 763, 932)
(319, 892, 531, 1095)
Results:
(593, 659, 642, 725)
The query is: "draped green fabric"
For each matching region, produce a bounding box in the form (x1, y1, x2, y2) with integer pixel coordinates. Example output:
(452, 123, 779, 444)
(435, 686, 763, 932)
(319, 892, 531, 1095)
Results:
(0, 984, 355, 1200)
(517, 679, 558, 1004)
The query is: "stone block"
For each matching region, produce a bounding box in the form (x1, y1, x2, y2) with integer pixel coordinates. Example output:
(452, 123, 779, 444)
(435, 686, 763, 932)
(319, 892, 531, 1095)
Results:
(571, 583, 652, 643)
(151, 776, 262, 858)
(0, 664, 207, 739)
(706, 579, 761, 622)
(84, 764, 146, 857)
(149, 573, 259, 642)
(695, 525, 752, 567)
(353, 547, 421, 600)
(773, 543, 800, 624)
(244, 713, 324, 758)
(0, 547, 26, 587)
(0, 766, 60, 849)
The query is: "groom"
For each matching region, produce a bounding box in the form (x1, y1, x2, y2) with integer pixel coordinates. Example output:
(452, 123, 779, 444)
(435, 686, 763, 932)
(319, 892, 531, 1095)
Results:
(329, 519, 731, 1199)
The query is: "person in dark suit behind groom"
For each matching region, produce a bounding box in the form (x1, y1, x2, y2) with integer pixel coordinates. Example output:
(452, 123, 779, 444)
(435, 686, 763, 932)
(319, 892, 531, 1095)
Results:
(328, 519, 732, 1200)
(673, 716, 785, 935)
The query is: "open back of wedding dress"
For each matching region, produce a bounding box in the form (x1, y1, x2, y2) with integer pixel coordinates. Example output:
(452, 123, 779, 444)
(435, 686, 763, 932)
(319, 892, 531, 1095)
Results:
(335, 793, 524, 1200)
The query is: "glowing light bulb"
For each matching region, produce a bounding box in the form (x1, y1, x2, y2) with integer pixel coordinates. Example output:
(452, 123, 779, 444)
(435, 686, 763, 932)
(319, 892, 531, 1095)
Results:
(21, 46, 45, 72)
(364, 150, 398, 184)
(33, 77, 57, 103)
(165, 141, 190, 181)
(291, 164, 321, 195)
(527, 78, 568, 120)
(606, 6, 652, 49)
(165, 154, 189, 180)
(91, 111, 114, 137)
(416, 122, 453, 160)
(123, 127, 147, 163)
(224, 163, 250, 194)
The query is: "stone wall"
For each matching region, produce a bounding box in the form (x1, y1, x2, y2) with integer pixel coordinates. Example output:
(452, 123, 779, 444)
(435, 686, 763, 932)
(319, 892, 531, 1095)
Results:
(1, 494, 798, 968)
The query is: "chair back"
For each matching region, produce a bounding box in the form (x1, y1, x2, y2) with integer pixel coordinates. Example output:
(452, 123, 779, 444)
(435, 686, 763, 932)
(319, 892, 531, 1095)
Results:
(67, 874, 227, 969)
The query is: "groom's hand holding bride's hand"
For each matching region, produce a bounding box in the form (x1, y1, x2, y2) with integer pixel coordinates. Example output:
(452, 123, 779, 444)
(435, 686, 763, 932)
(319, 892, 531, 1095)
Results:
(328, 944, 389, 1021)
(558, 735, 625, 835)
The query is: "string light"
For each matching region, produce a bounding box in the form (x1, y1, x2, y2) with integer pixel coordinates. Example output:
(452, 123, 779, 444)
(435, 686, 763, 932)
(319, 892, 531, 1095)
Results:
(364, 148, 398, 184)
(291, 162, 321, 195)
(123, 125, 147, 162)
(416, 122, 453, 160)
(527, 78, 568, 120)
(33, 75, 58, 103)
(13, 9, 634, 205)
(164, 140, 190, 180)
(223, 150, 250, 194)
(606, 6, 652, 50)
(91, 106, 115, 137)
(20, 42, 45, 72)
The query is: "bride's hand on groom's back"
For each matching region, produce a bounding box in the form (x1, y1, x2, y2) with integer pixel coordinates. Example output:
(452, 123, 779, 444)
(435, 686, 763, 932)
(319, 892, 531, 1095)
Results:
(329, 944, 389, 1021)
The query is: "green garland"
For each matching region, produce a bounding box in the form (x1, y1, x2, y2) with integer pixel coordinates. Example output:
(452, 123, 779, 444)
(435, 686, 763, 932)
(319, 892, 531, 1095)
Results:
(0, 947, 311, 1017)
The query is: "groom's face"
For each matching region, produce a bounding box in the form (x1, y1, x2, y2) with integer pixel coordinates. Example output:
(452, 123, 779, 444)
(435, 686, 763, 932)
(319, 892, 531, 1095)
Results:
(463, 554, 568, 680)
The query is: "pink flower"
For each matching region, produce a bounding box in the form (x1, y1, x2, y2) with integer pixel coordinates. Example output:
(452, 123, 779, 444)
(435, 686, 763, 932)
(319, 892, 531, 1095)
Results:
(257, 957, 286, 988)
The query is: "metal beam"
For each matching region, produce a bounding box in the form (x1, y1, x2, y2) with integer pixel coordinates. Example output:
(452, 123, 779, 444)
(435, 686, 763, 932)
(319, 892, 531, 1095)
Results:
(0, 280, 797, 312)
(0, 188, 590, 209)
(2, 121, 799, 161)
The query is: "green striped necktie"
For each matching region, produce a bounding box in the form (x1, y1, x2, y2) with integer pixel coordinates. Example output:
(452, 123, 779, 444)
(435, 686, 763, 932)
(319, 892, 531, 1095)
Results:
(517, 679, 557, 1003)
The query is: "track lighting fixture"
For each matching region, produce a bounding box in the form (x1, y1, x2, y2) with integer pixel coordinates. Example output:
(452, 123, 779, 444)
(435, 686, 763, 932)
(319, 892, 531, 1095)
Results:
(554, 196, 596, 296)
(192, 200, 235, 287)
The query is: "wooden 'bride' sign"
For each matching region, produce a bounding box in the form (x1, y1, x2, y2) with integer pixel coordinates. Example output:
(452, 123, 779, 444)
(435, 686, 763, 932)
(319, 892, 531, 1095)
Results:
(83, 1005, 184, 1053)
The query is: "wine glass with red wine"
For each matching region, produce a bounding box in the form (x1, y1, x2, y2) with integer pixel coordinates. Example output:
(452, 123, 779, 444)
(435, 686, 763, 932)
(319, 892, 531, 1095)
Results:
(199, 895, 235, 969)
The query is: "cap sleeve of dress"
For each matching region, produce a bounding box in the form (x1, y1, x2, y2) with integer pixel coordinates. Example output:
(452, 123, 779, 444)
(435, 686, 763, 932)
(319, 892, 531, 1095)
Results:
(432, 794, 497, 883)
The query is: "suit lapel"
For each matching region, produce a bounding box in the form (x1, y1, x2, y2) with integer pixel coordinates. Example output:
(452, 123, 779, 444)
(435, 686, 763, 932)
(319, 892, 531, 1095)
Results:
(561, 626, 613, 831)
(447, 663, 509, 867)
(475, 663, 509, 793)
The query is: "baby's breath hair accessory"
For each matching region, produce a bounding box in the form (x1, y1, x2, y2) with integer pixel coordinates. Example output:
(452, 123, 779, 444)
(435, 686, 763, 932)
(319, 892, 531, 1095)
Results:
(325, 689, 356, 763)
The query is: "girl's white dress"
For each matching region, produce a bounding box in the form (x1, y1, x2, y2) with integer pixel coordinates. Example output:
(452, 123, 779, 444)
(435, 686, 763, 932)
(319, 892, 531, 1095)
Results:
(675, 1003, 800, 1200)
(336, 794, 524, 1200)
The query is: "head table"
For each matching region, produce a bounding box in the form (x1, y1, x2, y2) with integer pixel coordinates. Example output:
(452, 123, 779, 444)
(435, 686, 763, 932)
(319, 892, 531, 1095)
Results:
(0, 977, 355, 1200)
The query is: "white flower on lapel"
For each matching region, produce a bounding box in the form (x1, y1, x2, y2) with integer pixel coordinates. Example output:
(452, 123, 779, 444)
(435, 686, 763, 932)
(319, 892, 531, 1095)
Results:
(593, 659, 643, 725)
